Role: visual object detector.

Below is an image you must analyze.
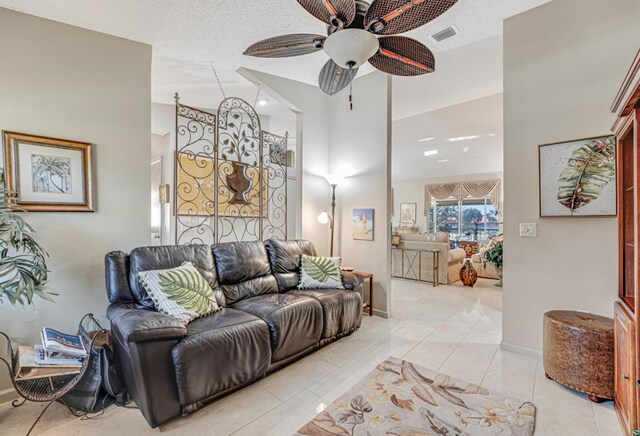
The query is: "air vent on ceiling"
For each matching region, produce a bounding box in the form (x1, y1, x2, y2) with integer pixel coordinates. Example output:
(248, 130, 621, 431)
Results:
(430, 25, 459, 43)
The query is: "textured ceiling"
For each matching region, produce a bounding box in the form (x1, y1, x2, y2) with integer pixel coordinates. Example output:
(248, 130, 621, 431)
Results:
(0, 0, 549, 119)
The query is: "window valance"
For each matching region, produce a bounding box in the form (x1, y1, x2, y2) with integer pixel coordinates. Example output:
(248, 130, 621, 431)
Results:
(424, 179, 502, 215)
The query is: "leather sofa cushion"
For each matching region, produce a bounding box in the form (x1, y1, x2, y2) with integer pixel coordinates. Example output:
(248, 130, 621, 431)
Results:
(129, 245, 218, 308)
(105, 251, 136, 304)
(171, 308, 271, 408)
(265, 239, 317, 292)
(289, 289, 362, 339)
(213, 241, 278, 305)
(231, 293, 323, 362)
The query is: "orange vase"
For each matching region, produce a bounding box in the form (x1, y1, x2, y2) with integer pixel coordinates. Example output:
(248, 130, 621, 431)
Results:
(460, 261, 478, 287)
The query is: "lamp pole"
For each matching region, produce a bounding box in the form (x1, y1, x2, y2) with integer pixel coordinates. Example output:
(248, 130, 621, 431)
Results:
(329, 184, 337, 257)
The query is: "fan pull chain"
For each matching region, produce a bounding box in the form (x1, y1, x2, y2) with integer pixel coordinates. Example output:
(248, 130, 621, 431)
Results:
(211, 63, 227, 101)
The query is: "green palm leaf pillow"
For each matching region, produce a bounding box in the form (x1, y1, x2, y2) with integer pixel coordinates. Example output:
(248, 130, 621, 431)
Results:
(137, 262, 221, 323)
(298, 255, 344, 290)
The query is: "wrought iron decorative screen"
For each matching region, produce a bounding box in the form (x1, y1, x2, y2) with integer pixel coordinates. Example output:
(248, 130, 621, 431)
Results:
(174, 94, 288, 245)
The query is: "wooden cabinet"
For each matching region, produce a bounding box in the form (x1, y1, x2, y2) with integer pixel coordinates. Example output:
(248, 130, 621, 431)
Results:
(615, 302, 636, 431)
(612, 49, 640, 433)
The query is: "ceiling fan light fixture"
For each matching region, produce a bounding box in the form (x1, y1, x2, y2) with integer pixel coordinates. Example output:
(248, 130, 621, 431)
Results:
(323, 29, 380, 68)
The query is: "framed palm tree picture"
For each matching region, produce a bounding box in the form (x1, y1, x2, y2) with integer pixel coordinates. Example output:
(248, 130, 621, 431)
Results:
(3, 131, 94, 212)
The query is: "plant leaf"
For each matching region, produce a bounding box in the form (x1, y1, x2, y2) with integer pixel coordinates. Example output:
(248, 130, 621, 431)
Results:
(556, 137, 616, 213)
(303, 255, 340, 283)
(158, 266, 215, 314)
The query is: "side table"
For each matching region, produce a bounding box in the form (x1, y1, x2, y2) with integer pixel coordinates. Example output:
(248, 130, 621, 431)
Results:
(354, 271, 374, 316)
(421, 248, 441, 287)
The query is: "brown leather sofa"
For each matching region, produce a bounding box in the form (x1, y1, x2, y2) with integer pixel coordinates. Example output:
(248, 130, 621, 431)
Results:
(104, 239, 363, 428)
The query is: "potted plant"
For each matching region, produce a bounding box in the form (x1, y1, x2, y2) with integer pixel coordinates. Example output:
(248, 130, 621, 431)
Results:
(0, 170, 56, 306)
(483, 238, 503, 287)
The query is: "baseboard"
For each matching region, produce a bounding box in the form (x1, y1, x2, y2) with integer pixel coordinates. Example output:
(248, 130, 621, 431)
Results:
(372, 309, 388, 319)
(0, 387, 17, 405)
(500, 342, 542, 359)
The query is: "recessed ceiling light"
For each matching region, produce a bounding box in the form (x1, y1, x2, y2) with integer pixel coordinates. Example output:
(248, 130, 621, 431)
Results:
(447, 135, 480, 142)
(418, 137, 435, 142)
(463, 147, 470, 152)
(424, 150, 439, 157)
(437, 159, 451, 163)
(258, 99, 269, 106)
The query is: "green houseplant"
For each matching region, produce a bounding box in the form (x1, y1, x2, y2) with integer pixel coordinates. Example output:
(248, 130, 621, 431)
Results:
(0, 169, 56, 306)
(483, 238, 503, 287)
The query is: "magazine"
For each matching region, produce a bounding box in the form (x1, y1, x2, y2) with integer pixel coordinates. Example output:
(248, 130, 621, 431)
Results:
(41, 327, 87, 358)
(35, 345, 83, 366)
(16, 346, 82, 380)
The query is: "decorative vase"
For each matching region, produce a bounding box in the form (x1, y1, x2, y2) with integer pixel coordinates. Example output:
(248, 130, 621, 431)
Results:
(460, 261, 478, 287)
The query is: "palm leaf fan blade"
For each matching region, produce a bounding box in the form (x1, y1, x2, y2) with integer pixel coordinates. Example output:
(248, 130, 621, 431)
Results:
(297, 0, 356, 27)
(556, 138, 616, 213)
(319, 59, 358, 95)
(368, 36, 434, 76)
(365, 0, 459, 35)
(243, 34, 326, 58)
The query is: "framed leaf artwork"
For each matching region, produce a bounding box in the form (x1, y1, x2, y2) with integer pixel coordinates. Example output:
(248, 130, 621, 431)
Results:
(2, 131, 94, 212)
(538, 135, 617, 218)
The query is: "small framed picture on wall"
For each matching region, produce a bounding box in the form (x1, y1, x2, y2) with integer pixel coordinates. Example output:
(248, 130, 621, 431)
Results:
(3, 131, 94, 212)
(353, 208, 374, 241)
(400, 203, 417, 224)
(538, 134, 616, 217)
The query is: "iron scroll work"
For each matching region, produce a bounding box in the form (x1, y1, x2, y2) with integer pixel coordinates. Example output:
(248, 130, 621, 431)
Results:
(174, 94, 288, 245)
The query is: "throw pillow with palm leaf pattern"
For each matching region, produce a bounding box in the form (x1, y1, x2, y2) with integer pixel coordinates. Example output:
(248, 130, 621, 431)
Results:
(298, 255, 344, 290)
(137, 262, 222, 323)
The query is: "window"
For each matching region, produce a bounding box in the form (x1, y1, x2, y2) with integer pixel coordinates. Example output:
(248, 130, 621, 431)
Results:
(435, 200, 459, 239)
(429, 198, 499, 241)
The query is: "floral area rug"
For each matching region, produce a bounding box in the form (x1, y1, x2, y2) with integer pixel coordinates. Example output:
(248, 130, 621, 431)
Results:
(295, 357, 535, 435)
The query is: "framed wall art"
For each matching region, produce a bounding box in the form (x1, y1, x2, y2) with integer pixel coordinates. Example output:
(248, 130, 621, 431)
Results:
(538, 135, 617, 217)
(353, 208, 374, 241)
(400, 202, 417, 224)
(2, 131, 94, 212)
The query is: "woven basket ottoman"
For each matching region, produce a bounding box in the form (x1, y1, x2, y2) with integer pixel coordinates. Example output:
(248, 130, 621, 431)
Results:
(543, 310, 614, 402)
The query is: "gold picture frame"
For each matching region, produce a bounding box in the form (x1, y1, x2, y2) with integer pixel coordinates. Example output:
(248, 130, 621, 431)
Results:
(2, 131, 94, 212)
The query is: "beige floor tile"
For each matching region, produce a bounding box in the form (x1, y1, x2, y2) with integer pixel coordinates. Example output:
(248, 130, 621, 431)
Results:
(256, 354, 336, 401)
(592, 401, 623, 436)
(307, 359, 379, 403)
(439, 343, 497, 384)
(232, 390, 324, 436)
(162, 385, 280, 434)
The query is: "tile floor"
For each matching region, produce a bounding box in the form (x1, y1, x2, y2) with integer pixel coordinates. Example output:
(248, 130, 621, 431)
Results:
(0, 278, 621, 435)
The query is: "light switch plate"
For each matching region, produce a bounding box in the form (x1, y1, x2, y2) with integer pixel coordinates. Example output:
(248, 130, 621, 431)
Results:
(520, 223, 537, 237)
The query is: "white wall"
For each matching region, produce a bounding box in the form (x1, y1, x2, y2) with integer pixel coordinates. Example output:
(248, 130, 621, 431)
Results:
(240, 69, 332, 256)
(244, 69, 393, 316)
(393, 172, 503, 232)
(330, 72, 392, 317)
(502, 0, 640, 353)
(0, 8, 151, 396)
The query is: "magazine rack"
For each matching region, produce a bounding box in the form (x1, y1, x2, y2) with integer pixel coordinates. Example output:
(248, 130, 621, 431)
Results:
(0, 314, 107, 435)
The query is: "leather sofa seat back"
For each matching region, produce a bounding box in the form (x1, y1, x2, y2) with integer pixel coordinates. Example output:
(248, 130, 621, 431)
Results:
(212, 241, 278, 305)
(129, 245, 220, 308)
(264, 239, 317, 292)
(105, 251, 136, 304)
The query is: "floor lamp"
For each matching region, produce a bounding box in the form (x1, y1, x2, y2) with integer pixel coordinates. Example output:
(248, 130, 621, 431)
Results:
(317, 174, 342, 256)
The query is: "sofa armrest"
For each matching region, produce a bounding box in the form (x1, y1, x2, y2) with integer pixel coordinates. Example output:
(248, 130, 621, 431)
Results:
(107, 304, 187, 343)
(341, 271, 366, 291)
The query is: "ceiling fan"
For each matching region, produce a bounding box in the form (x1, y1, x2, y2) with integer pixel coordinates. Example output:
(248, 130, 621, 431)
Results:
(243, 0, 459, 99)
